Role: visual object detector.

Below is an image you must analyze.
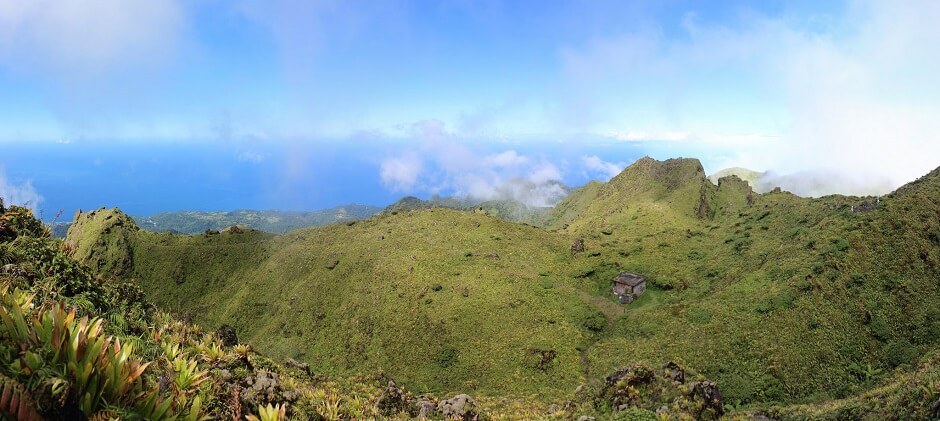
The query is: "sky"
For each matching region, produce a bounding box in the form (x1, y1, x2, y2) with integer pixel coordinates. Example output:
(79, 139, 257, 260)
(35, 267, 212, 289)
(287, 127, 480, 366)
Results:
(1, 0, 940, 217)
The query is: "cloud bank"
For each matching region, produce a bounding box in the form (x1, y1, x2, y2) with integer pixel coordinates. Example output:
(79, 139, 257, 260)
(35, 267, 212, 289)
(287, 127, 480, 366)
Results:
(379, 120, 568, 207)
(581, 155, 624, 180)
(560, 0, 940, 195)
(0, 168, 42, 211)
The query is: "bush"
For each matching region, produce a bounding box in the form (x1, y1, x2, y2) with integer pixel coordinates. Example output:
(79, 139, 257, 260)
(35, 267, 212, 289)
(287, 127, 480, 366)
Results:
(581, 310, 607, 333)
(613, 407, 658, 420)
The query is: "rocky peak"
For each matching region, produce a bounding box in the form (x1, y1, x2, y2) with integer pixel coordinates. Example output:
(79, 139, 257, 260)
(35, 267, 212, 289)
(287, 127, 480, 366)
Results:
(65, 208, 139, 277)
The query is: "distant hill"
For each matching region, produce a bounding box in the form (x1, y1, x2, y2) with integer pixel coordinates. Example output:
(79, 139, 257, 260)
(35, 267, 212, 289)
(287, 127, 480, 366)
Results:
(383, 194, 561, 226)
(707, 167, 765, 187)
(47, 205, 383, 237)
(48, 221, 71, 238)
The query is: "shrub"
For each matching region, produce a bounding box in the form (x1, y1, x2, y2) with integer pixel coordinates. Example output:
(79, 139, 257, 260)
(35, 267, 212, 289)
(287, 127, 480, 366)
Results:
(581, 310, 607, 333)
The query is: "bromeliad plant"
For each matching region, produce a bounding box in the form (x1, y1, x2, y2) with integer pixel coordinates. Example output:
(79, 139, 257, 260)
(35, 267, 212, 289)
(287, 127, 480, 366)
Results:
(0, 287, 193, 418)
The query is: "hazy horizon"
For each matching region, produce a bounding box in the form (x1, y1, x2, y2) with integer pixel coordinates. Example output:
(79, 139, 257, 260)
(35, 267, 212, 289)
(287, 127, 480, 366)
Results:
(3, 1, 939, 216)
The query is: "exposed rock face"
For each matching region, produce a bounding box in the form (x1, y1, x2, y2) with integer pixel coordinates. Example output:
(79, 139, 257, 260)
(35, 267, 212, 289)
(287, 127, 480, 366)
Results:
(663, 361, 686, 384)
(284, 358, 311, 375)
(437, 394, 478, 420)
(216, 324, 239, 346)
(690, 381, 724, 418)
(598, 362, 725, 421)
(241, 369, 299, 407)
(376, 380, 409, 416)
(416, 398, 436, 419)
(571, 237, 585, 255)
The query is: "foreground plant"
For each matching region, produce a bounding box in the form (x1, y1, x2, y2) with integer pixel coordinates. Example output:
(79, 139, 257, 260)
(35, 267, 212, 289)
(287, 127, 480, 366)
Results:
(0, 287, 206, 419)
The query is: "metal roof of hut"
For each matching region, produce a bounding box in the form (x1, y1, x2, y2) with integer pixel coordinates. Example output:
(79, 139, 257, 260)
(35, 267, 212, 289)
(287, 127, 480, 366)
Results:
(612, 272, 646, 286)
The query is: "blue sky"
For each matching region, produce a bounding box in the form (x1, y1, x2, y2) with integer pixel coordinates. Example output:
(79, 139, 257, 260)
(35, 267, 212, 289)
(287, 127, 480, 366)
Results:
(2, 1, 940, 216)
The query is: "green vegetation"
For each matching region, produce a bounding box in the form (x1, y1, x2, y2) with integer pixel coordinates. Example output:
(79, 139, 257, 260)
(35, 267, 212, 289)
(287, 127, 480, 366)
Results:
(27, 156, 940, 418)
(383, 195, 557, 226)
(47, 206, 384, 238)
(0, 198, 583, 419)
(117, 208, 591, 399)
(135, 206, 383, 234)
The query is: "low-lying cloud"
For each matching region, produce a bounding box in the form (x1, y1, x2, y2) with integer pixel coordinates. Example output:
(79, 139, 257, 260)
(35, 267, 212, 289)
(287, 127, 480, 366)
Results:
(754, 171, 896, 198)
(581, 155, 624, 180)
(0, 168, 42, 212)
(560, 1, 940, 196)
(379, 120, 568, 207)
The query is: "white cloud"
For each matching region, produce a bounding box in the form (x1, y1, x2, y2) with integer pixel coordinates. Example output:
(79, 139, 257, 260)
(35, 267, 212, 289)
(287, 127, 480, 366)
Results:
(379, 120, 568, 206)
(528, 162, 562, 184)
(0, 0, 187, 139)
(236, 151, 268, 164)
(560, 0, 940, 195)
(0, 0, 185, 78)
(380, 153, 423, 192)
(581, 155, 624, 180)
(484, 150, 529, 168)
(605, 131, 691, 142)
(0, 168, 42, 212)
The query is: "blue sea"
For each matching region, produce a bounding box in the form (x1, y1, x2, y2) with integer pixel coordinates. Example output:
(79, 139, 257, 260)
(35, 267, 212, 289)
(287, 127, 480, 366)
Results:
(1, 138, 675, 220)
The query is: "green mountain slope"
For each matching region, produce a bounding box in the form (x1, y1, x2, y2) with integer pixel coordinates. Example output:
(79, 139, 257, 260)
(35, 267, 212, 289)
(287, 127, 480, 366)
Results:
(48, 206, 383, 238)
(70, 207, 602, 399)
(65, 156, 940, 411)
(542, 180, 603, 230)
(136, 205, 383, 234)
(384, 195, 555, 226)
(556, 157, 940, 404)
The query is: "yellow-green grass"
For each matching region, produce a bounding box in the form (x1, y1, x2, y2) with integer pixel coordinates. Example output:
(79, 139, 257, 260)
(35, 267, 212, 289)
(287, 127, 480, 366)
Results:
(126, 208, 600, 399)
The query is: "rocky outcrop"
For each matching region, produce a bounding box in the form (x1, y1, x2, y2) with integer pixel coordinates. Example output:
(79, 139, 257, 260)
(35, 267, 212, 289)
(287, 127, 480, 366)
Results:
(376, 380, 409, 416)
(64, 208, 139, 277)
(437, 394, 478, 420)
(596, 362, 724, 421)
(690, 381, 724, 418)
(216, 324, 239, 346)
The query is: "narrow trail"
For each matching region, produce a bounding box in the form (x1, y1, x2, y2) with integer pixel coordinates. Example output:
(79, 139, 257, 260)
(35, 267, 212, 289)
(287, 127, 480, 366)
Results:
(574, 289, 626, 322)
(570, 287, 627, 381)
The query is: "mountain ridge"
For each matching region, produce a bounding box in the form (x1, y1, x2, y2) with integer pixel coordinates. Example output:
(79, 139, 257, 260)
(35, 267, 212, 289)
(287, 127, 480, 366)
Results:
(62, 156, 940, 417)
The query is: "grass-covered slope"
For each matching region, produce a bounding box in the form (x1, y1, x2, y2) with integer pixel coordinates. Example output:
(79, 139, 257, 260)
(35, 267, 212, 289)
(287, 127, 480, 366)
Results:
(558, 157, 940, 406)
(64, 156, 940, 415)
(384, 196, 554, 226)
(73, 207, 607, 400)
(49, 206, 384, 238)
(135, 205, 384, 234)
(5, 198, 608, 419)
(543, 180, 603, 231)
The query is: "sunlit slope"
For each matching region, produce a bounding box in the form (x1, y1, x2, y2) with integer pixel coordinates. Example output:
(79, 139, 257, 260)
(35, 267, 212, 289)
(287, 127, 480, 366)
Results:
(73, 207, 600, 398)
(558, 157, 940, 404)
(67, 157, 940, 408)
(543, 180, 603, 230)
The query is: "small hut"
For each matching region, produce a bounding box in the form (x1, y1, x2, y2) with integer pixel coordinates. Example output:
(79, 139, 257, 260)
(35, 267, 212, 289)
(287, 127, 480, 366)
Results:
(612, 272, 647, 304)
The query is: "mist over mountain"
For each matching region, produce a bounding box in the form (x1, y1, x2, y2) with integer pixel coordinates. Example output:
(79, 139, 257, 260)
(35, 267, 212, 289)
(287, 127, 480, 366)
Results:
(709, 167, 897, 198)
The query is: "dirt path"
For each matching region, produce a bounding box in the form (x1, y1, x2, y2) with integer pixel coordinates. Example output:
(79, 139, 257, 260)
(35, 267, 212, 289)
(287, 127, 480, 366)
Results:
(574, 289, 626, 322)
